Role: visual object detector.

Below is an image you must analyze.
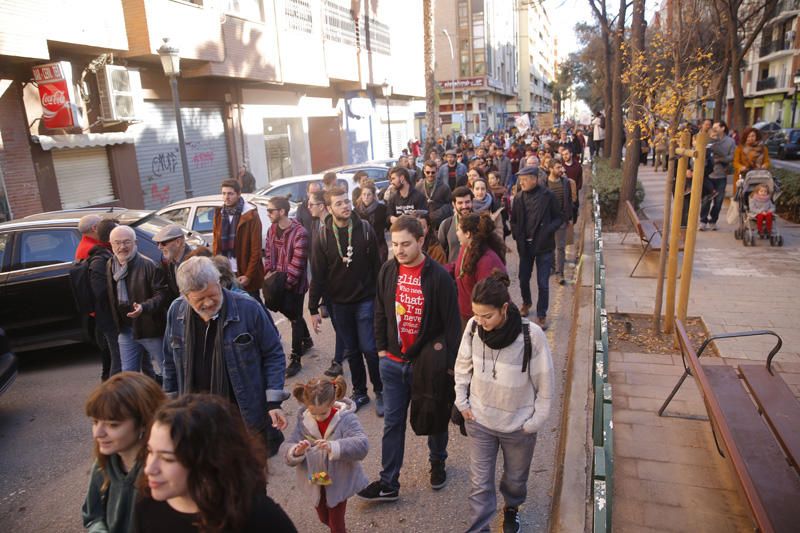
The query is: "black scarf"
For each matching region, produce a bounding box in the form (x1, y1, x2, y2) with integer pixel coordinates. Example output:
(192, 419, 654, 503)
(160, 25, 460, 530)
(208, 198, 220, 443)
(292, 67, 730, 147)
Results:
(183, 297, 230, 400)
(477, 302, 522, 350)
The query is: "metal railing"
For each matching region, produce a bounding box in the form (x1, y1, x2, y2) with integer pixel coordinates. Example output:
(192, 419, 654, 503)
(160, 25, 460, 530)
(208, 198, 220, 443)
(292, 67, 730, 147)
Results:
(591, 189, 614, 532)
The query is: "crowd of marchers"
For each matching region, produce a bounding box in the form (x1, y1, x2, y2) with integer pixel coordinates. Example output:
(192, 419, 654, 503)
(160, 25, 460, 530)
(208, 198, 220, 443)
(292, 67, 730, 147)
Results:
(75, 125, 594, 533)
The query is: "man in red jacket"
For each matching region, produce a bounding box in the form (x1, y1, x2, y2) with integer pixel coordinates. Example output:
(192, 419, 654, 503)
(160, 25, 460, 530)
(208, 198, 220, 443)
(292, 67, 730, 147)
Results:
(75, 214, 103, 260)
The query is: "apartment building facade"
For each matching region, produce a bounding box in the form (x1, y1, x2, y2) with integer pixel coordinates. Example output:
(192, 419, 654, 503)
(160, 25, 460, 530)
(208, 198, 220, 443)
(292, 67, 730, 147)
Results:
(434, 0, 518, 137)
(0, 0, 424, 218)
(739, 0, 800, 127)
(509, 0, 554, 123)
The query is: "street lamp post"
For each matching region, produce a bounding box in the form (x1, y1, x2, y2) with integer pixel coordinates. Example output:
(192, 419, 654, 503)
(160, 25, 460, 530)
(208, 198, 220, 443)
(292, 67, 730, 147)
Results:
(382, 81, 394, 158)
(792, 69, 800, 128)
(442, 29, 456, 133)
(157, 37, 193, 199)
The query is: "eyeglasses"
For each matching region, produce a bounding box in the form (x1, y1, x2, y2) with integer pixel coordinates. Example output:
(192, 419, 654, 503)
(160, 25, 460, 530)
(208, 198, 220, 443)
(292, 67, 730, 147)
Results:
(309, 202, 325, 207)
(266, 208, 280, 213)
(112, 240, 134, 247)
(424, 170, 435, 175)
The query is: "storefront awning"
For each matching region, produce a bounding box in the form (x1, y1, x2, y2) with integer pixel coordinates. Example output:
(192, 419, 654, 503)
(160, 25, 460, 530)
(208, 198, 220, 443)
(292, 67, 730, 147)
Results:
(31, 132, 135, 151)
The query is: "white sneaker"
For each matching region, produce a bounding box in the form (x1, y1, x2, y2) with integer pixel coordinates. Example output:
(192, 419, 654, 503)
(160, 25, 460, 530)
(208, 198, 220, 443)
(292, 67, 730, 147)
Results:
(709, 223, 717, 231)
(699, 223, 708, 231)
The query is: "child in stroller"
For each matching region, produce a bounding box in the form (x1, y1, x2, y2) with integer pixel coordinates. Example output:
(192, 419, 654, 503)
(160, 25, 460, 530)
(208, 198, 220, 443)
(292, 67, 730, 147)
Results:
(749, 184, 775, 239)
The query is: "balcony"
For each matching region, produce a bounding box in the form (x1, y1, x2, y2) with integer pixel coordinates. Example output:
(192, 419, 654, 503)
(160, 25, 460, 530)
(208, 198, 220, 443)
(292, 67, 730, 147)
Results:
(756, 77, 778, 91)
(759, 35, 795, 56)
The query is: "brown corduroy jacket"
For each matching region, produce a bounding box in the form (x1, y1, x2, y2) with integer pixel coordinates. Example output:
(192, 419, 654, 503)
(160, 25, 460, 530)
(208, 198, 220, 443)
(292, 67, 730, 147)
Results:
(212, 203, 264, 293)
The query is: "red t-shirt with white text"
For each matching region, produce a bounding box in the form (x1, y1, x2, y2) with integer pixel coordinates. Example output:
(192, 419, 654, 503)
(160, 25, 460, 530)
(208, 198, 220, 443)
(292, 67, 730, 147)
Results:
(390, 262, 425, 362)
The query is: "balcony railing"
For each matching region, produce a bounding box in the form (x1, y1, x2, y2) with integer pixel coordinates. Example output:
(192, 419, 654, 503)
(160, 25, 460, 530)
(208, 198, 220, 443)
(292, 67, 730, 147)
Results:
(759, 38, 793, 56)
(756, 77, 777, 91)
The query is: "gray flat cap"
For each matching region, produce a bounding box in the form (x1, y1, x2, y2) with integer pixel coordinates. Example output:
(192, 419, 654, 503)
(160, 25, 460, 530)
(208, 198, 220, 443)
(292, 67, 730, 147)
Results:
(152, 224, 185, 242)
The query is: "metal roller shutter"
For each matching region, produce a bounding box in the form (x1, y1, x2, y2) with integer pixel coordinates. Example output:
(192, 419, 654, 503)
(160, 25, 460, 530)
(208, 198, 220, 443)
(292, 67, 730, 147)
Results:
(51, 147, 115, 209)
(134, 101, 230, 209)
(380, 121, 408, 159)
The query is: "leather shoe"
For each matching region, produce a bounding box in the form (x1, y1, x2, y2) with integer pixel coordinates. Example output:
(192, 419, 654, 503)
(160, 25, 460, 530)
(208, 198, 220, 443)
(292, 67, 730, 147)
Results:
(520, 303, 531, 316)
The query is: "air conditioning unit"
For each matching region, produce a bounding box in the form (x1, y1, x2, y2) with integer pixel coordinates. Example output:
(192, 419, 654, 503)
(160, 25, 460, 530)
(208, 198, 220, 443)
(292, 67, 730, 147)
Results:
(97, 65, 142, 122)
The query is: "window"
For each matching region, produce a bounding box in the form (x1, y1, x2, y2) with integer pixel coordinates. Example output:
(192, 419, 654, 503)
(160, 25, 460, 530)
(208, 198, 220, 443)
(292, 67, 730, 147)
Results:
(192, 207, 216, 234)
(0, 233, 9, 270)
(18, 229, 80, 270)
(458, 0, 468, 29)
(160, 207, 191, 227)
(226, 0, 263, 21)
(265, 182, 306, 203)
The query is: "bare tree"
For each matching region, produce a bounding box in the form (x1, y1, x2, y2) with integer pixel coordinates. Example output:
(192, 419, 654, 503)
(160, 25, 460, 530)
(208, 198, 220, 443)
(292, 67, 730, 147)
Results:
(588, 0, 615, 157)
(423, 0, 438, 156)
(609, 0, 628, 168)
(717, 0, 778, 131)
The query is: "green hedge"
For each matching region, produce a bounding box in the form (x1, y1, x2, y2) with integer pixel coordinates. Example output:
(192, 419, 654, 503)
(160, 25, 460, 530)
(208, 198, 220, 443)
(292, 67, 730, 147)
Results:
(590, 159, 646, 222)
(773, 167, 800, 223)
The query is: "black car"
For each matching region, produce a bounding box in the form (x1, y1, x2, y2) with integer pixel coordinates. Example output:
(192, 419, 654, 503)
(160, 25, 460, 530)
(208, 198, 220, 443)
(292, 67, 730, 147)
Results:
(765, 128, 800, 159)
(0, 208, 204, 352)
(0, 328, 18, 396)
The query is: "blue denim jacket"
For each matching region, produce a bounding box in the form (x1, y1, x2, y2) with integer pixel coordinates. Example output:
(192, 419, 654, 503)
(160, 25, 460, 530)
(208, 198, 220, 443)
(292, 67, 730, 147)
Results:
(163, 289, 287, 432)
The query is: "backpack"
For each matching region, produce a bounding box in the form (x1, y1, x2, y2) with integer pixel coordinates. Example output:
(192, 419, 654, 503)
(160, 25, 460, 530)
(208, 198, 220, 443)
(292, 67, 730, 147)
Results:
(319, 218, 372, 255)
(599, 115, 606, 129)
(69, 259, 94, 314)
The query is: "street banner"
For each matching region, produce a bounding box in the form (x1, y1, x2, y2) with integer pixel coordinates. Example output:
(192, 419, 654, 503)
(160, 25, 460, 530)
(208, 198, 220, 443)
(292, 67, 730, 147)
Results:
(515, 113, 531, 135)
(32, 62, 79, 129)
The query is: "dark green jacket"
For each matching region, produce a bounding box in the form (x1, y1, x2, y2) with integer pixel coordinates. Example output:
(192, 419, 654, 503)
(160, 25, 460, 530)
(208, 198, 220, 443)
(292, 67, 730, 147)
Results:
(82, 455, 142, 533)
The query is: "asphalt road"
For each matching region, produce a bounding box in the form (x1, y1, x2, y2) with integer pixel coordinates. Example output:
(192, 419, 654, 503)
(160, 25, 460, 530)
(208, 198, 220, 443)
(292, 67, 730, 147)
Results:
(770, 157, 800, 172)
(0, 245, 575, 533)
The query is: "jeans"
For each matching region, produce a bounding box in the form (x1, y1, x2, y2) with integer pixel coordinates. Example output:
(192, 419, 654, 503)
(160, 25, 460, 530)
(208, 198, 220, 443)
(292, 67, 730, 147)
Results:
(378, 356, 448, 491)
(654, 150, 666, 171)
(465, 420, 538, 532)
(700, 177, 728, 224)
(118, 326, 161, 378)
(324, 296, 345, 365)
(518, 242, 553, 319)
(554, 225, 568, 274)
(280, 291, 310, 356)
(95, 327, 121, 380)
(330, 299, 382, 396)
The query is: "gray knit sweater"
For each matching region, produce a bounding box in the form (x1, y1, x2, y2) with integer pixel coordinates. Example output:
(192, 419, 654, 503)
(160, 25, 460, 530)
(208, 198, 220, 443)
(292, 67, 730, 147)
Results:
(454, 317, 555, 434)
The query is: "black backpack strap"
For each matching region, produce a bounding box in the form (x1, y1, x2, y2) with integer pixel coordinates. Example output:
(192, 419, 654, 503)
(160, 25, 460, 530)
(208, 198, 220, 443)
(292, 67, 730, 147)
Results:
(521, 321, 532, 374)
(469, 319, 478, 339)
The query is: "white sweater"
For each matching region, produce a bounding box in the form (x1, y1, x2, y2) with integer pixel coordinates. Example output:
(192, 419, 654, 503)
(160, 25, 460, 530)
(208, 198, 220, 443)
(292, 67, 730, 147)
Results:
(454, 317, 555, 434)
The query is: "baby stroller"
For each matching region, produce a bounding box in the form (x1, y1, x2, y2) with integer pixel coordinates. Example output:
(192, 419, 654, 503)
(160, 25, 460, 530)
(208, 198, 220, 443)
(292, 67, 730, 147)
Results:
(733, 169, 784, 247)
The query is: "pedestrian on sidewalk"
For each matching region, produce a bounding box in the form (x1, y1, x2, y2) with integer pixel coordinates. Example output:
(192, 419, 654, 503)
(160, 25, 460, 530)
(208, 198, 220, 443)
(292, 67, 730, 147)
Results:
(417, 159, 452, 230)
(448, 212, 507, 330)
(386, 167, 427, 226)
(470, 178, 506, 255)
(154, 224, 191, 304)
(733, 127, 771, 195)
(418, 212, 447, 264)
(86, 218, 122, 380)
(700, 121, 736, 231)
(559, 145, 583, 224)
(355, 180, 389, 263)
(653, 128, 668, 171)
(284, 377, 369, 533)
(510, 166, 563, 330)
(437, 149, 468, 191)
(212, 179, 264, 300)
(309, 187, 384, 415)
(359, 215, 460, 503)
(454, 272, 554, 533)
(136, 394, 296, 532)
(545, 159, 576, 285)
(83, 372, 166, 533)
(162, 256, 289, 457)
(438, 186, 475, 263)
(264, 196, 313, 378)
(107, 225, 168, 380)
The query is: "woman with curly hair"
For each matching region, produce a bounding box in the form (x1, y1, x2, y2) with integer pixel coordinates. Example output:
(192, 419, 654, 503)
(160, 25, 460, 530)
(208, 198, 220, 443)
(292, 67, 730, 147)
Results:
(733, 126, 770, 194)
(83, 372, 166, 533)
(136, 394, 296, 532)
(448, 212, 507, 330)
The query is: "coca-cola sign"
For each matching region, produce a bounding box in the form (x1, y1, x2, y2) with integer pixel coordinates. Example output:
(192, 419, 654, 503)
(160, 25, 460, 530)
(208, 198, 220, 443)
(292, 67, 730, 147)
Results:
(32, 62, 78, 129)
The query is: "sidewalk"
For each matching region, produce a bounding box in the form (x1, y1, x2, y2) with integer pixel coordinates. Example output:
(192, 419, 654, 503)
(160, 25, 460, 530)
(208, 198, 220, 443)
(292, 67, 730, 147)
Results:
(601, 164, 800, 531)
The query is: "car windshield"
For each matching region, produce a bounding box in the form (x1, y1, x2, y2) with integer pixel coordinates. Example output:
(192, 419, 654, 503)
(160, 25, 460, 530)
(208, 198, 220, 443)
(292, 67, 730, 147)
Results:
(791, 131, 800, 143)
(129, 214, 177, 237)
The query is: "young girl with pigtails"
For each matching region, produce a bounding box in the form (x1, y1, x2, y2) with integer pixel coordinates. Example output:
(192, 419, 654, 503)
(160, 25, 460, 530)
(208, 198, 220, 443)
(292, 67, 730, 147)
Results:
(283, 377, 369, 533)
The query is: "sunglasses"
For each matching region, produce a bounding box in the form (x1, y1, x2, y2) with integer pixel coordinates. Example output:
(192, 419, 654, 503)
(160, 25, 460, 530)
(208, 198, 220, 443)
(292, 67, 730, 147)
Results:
(157, 237, 180, 247)
(424, 170, 435, 175)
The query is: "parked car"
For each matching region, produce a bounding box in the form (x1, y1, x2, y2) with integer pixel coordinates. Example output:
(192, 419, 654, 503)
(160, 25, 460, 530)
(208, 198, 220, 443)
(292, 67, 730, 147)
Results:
(753, 121, 782, 141)
(0, 328, 18, 396)
(0, 208, 203, 352)
(324, 160, 396, 198)
(156, 194, 272, 246)
(254, 173, 352, 208)
(765, 128, 800, 159)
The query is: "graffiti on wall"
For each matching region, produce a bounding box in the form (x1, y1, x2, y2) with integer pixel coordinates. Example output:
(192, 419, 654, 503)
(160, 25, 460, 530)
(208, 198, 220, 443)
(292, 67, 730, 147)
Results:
(150, 183, 170, 206)
(187, 141, 215, 170)
(151, 151, 179, 177)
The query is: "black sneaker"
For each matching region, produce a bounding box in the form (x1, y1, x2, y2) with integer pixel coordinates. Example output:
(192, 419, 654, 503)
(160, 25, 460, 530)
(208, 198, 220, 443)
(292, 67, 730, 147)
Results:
(351, 393, 370, 411)
(324, 360, 343, 377)
(285, 355, 302, 378)
(503, 507, 520, 533)
(430, 460, 447, 490)
(357, 480, 399, 502)
(300, 336, 314, 355)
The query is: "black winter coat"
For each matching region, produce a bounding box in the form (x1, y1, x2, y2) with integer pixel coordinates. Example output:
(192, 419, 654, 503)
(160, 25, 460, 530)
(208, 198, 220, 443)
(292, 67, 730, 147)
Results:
(416, 179, 452, 228)
(88, 245, 116, 334)
(374, 257, 461, 435)
(106, 253, 168, 339)
(510, 185, 563, 254)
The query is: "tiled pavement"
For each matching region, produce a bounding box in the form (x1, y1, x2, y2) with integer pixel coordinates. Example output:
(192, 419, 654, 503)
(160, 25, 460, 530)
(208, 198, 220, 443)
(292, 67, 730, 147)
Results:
(600, 164, 800, 531)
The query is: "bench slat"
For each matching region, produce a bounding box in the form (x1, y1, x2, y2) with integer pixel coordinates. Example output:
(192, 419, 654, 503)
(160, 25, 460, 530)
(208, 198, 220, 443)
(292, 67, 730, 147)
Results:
(740, 364, 800, 474)
(703, 365, 800, 533)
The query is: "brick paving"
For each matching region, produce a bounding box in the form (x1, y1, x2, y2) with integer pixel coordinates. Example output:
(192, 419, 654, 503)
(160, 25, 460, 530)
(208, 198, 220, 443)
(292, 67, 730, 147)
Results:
(600, 164, 800, 531)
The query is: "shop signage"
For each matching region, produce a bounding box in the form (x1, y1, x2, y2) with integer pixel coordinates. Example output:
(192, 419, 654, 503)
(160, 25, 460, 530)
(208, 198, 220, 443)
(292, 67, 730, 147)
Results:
(32, 61, 79, 129)
(437, 77, 485, 90)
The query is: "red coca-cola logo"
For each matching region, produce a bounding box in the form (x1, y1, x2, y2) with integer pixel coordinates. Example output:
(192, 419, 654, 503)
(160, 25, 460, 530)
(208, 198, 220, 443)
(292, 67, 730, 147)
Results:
(41, 89, 66, 108)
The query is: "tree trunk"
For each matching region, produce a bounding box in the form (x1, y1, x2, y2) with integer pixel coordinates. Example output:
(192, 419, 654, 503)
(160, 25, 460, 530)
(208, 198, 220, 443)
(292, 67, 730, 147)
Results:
(602, 33, 613, 158)
(730, 51, 747, 133)
(423, 0, 437, 155)
(609, 0, 627, 168)
(617, 0, 646, 225)
(713, 55, 730, 123)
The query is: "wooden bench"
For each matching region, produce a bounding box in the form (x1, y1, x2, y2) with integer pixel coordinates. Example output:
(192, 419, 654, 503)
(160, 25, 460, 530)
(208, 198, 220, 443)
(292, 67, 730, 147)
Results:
(622, 200, 682, 277)
(660, 321, 800, 532)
